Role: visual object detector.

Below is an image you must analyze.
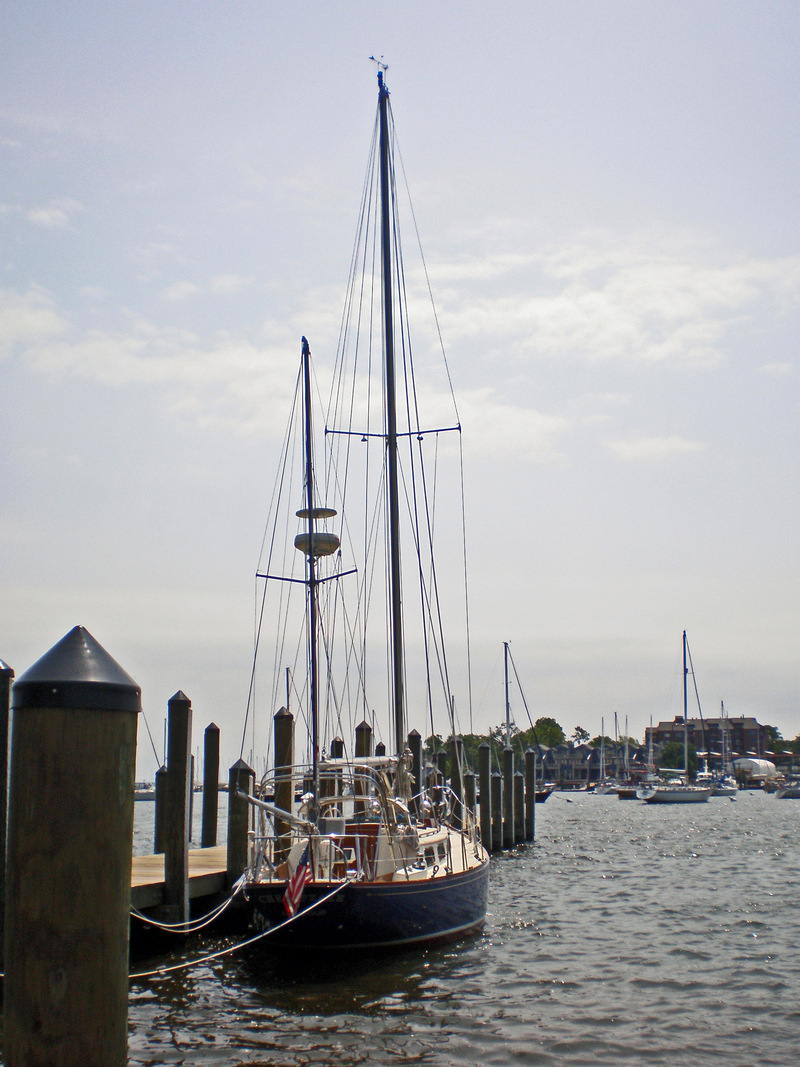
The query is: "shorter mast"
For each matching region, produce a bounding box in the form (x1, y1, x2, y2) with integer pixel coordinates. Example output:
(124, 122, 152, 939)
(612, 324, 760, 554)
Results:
(295, 336, 340, 809)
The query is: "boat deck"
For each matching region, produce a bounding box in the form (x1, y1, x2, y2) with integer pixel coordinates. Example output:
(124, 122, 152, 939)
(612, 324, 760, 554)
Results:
(131, 844, 229, 910)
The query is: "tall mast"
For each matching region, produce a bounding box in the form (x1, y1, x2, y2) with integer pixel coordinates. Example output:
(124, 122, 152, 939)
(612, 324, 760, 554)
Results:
(378, 69, 405, 756)
(504, 642, 511, 747)
(683, 629, 689, 779)
(301, 337, 320, 798)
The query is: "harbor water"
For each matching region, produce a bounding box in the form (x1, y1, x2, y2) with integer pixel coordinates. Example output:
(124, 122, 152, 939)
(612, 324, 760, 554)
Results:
(122, 788, 800, 1066)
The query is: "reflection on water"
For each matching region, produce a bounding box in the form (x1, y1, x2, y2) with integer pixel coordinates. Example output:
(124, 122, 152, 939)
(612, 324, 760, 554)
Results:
(18, 790, 800, 1065)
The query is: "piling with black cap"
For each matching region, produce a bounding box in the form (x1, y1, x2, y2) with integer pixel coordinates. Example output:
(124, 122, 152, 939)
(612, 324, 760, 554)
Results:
(525, 747, 536, 841)
(273, 706, 293, 861)
(449, 735, 464, 829)
(490, 771, 503, 852)
(163, 690, 192, 925)
(354, 719, 372, 816)
(0, 657, 13, 969)
(407, 729, 422, 815)
(4, 626, 140, 1067)
(227, 758, 254, 885)
(478, 741, 491, 849)
(201, 722, 221, 848)
(503, 746, 515, 850)
(514, 770, 525, 843)
(154, 762, 168, 853)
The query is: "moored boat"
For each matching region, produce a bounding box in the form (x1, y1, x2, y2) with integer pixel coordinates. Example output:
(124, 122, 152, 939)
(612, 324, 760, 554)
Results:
(638, 632, 711, 804)
(240, 68, 489, 950)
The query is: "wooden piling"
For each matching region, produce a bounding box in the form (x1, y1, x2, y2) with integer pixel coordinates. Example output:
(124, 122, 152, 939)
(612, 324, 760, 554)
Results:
(154, 763, 168, 853)
(464, 769, 476, 819)
(408, 729, 422, 814)
(0, 657, 13, 969)
(227, 758, 254, 886)
(164, 691, 192, 925)
(490, 771, 503, 853)
(273, 706, 293, 861)
(449, 735, 464, 829)
(525, 747, 536, 841)
(4, 626, 140, 1067)
(503, 746, 515, 850)
(355, 719, 372, 816)
(201, 722, 220, 847)
(514, 770, 525, 843)
(478, 742, 491, 851)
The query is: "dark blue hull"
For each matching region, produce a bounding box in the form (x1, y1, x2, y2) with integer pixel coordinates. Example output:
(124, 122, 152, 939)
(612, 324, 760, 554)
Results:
(247, 860, 490, 949)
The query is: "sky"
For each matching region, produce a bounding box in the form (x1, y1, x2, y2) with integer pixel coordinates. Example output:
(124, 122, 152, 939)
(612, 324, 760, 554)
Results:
(2, 1, 798, 778)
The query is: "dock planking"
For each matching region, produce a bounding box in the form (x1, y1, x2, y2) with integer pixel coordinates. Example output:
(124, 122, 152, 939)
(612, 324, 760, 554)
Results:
(131, 844, 229, 910)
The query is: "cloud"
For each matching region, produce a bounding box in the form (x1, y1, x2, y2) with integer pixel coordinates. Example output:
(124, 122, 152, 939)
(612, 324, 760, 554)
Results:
(0, 287, 68, 359)
(759, 361, 793, 376)
(209, 273, 253, 294)
(160, 280, 200, 302)
(433, 231, 800, 369)
(26, 198, 84, 229)
(606, 435, 705, 462)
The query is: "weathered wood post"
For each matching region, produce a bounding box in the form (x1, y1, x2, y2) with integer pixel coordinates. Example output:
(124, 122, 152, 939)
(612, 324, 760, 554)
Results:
(227, 758, 254, 886)
(0, 657, 14, 969)
(330, 735, 344, 803)
(154, 763, 168, 853)
(449, 735, 463, 829)
(514, 770, 525, 843)
(478, 741, 491, 850)
(201, 722, 220, 847)
(503, 745, 515, 850)
(4, 626, 140, 1067)
(408, 728, 422, 815)
(435, 748, 447, 816)
(490, 771, 503, 852)
(464, 768, 476, 817)
(355, 719, 372, 816)
(375, 740, 386, 756)
(525, 747, 536, 841)
(164, 690, 192, 925)
(273, 706, 294, 862)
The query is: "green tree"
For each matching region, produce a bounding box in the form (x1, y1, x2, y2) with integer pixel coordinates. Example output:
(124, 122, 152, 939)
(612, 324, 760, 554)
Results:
(571, 726, 590, 746)
(659, 740, 698, 780)
(532, 717, 565, 748)
(764, 724, 783, 749)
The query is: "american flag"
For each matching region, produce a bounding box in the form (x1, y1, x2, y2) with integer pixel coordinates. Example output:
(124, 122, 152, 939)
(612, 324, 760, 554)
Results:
(283, 843, 312, 917)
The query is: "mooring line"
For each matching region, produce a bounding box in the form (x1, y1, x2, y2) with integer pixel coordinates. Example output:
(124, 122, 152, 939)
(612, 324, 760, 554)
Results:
(129, 877, 353, 980)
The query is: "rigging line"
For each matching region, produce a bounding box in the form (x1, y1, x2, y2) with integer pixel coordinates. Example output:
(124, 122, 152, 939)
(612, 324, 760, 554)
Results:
(507, 647, 545, 758)
(239, 576, 270, 759)
(395, 130, 460, 424)
(140, 708, 161, 768)
(685, 635, 706, 755)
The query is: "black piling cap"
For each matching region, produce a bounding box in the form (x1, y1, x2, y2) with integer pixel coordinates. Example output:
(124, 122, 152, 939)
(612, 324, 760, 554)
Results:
(12, 625, 142, 713)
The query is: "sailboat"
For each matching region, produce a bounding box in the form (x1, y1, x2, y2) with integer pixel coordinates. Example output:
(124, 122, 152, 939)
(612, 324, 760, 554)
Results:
(239, 69, 489, 949)
(707, 701, 738, 796)
(638, 631, 712, 804)
(592, 717, 618, 793)
(617, 715, 638, 799)
(501, 641, 553, 803)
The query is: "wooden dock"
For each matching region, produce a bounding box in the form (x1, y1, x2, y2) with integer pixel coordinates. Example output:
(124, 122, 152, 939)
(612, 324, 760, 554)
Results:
(131, 844, 229, 910)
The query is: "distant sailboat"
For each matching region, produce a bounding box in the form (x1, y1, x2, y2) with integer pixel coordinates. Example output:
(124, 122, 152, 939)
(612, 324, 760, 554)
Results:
(638, 632, 712, 804)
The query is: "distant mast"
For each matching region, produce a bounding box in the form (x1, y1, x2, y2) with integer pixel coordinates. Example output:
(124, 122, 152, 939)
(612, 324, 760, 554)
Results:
(377, 68, 406, 757)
